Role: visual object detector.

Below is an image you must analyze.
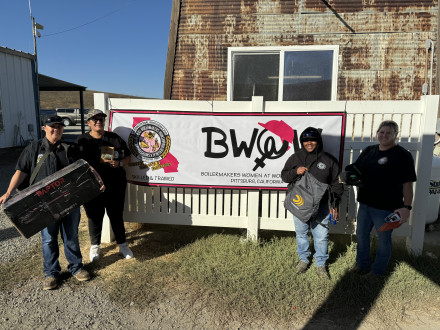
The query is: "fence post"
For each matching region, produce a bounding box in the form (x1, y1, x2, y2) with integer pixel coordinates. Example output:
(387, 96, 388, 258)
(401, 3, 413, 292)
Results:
(247, 190, 260, 240)
(407, 95, 439, 255)
(93, 92, 109, 112)
(101, 211, 115, 243)
(246, 96, 264, 240)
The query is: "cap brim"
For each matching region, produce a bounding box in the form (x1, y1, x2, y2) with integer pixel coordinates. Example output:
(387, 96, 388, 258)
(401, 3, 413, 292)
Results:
(88, 114, 107, 121)
(45, 122, 65, 127)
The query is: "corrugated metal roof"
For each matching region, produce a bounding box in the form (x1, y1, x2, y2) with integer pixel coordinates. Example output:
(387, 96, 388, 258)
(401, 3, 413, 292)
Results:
(168, 0, 438, 101)
(38, 74, 87, 91)
(0, 46, 35, 60)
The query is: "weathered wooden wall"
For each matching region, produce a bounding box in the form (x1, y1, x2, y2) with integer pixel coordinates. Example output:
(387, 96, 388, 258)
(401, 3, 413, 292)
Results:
(166, 0, 438, 101)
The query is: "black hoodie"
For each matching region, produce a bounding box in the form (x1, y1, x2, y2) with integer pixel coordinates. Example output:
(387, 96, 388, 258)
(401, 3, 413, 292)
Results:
(280, 128, 343, 206)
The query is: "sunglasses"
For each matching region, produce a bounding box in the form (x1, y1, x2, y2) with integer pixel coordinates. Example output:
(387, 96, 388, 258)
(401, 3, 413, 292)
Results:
(91, 118, 104, 123)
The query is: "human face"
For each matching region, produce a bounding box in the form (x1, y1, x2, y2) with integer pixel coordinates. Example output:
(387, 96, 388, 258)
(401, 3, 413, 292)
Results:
(43, 124, 64, 144)
(87, 116, 105, 133)
(302, 139, 318, 153)
(377, 126, 396, 150)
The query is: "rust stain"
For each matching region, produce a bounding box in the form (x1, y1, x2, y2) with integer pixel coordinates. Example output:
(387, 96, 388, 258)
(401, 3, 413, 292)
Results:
(171, 0, 438, 101)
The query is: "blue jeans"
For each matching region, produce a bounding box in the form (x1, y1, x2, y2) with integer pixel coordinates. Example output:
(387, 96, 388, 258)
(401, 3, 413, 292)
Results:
(356, 203, 393, 275)
(41, 207, 83, 277)
(293, 201, 330, 267)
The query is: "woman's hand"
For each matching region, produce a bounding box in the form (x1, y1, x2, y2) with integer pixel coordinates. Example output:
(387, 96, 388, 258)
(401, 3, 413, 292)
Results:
(108, 160, 119, 168)
(396, 207, 410, 224)
(296, 167, 308, 175)
(0, 191, 11, 205)
(330, 207, 338, 220)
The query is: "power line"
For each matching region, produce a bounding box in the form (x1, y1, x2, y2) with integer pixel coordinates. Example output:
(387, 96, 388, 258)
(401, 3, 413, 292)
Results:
(42, 0, 137, 37)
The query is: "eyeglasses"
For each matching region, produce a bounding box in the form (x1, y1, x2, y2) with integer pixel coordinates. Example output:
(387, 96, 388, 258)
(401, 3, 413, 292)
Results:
(91, 118, 104, 123)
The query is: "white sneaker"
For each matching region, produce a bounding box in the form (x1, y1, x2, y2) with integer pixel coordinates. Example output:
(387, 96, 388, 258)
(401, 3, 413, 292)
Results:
(119, 243, 133, 259)
(89, 244, 100, 262)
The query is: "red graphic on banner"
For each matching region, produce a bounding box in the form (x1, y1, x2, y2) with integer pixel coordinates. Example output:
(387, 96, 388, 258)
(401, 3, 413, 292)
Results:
(133, 117, 150, 127)
(160, 153, 179, 173)
(258, 120, 295, 150)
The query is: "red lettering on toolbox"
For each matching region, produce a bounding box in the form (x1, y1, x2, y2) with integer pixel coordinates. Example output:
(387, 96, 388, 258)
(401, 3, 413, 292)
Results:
(35, 178, 66, 197)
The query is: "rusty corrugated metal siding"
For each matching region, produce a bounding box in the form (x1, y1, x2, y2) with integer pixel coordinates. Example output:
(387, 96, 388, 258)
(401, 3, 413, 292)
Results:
(169, 0, 438, 101)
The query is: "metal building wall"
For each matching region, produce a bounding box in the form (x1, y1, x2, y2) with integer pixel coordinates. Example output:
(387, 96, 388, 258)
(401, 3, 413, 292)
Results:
(0, 47, 38, 148)
(167, 0, 438, 101)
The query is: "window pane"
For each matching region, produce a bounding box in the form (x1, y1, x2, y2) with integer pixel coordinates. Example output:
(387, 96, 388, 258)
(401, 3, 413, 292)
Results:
(283, 51, 333, 101)
(232, 54, 279, 101)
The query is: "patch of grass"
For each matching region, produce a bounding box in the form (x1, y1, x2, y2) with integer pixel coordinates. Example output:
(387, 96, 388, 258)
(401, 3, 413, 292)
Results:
(0, 244, 42, 291)
(103, 226, 440, 326)
(2, 216, 439, 327)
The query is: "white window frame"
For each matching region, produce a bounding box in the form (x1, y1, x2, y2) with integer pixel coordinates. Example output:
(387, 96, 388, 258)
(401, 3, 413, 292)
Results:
(227, 45, 339, 101)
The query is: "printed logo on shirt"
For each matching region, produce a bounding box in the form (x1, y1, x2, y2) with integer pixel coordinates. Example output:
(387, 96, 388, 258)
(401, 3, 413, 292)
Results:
(378, 157, 388, 165)
(37, 154, 44, 164)
(317, 162, 326, 170)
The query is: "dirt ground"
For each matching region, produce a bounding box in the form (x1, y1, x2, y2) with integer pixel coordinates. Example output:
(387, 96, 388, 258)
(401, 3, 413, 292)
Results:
(2, 221, 440, 330)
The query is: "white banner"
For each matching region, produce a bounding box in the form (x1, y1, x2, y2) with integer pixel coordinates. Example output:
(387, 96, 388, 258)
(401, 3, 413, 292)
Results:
(109, 111, 345, 190)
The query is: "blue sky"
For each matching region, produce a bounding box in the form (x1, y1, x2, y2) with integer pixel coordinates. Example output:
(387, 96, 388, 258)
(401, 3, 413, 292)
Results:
(0, 0, 172, 98)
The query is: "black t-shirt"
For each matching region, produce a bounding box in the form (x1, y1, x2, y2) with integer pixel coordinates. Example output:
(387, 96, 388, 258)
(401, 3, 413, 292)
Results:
(16, 138, 79, 185)
(76, 131, 131, 187)
(354, 144, 417, 211)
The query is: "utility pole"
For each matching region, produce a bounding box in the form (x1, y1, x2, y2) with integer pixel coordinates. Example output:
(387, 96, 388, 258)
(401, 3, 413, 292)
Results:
(29, 0, 44, 139)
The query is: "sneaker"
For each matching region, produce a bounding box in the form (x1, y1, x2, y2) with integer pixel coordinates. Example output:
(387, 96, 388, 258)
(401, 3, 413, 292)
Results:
(43, 276, 57, 290)
(74, 269, 90, 282)
(316, 266, 330, 279)
(296, 261, 308, 274)
(119, 243, 133, 259)
(89, 245, 101, 262)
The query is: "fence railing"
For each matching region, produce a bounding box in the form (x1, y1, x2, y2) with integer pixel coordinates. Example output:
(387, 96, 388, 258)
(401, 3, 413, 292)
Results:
(97, 94, 439, 254)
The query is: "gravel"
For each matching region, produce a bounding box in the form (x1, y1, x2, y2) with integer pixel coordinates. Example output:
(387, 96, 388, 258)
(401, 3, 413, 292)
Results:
(0, 147, 152, 329)
(0, 147, 41, 263)
(0, 147, 252, 329)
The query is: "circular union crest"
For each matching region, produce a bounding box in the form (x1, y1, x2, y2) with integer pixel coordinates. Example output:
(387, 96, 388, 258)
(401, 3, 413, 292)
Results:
(317, 162, 326, 170)
(128, 120, 171, 163)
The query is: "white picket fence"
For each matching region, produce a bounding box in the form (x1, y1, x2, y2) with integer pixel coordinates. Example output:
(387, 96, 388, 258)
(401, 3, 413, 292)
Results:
(96, 94, 439, 254)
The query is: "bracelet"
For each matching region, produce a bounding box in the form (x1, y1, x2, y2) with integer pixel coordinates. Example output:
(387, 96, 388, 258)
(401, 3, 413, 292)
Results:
(403, 205, 412, 210)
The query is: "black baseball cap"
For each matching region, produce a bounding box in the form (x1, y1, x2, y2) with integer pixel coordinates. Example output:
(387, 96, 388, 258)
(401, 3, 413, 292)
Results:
(300, 127, 320, 142)
(44, 115, 65, 127)
(87, 111, 107, 121)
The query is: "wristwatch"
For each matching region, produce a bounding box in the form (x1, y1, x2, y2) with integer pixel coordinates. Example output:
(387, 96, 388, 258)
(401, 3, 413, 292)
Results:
(403, 205, 412, 210)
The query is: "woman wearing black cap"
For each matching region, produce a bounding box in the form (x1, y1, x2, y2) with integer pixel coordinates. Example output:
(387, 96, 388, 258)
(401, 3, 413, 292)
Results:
(281, 127, 343, 279)
(77, 112, 133, 262)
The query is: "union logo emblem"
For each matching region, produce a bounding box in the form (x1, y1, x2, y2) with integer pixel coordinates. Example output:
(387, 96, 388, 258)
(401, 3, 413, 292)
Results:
(292, 194, 304, 206)
(128, 120, 171, 163)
